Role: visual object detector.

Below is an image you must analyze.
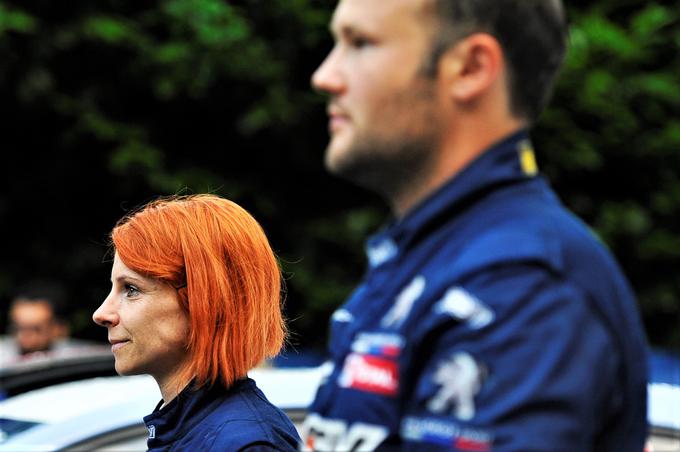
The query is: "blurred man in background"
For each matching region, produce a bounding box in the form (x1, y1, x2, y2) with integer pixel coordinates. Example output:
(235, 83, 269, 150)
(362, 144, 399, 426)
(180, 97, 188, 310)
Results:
(301, 0, 649, 450)
(1, 280, 71, 366)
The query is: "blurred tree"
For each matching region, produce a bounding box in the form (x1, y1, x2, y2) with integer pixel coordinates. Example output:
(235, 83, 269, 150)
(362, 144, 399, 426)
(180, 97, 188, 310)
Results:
(0, 0, 677, 350)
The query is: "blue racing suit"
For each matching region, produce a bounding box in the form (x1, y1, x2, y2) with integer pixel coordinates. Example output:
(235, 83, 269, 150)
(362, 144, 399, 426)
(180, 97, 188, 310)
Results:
(301, 131, 648, 451)
(144, 377, 299, 451)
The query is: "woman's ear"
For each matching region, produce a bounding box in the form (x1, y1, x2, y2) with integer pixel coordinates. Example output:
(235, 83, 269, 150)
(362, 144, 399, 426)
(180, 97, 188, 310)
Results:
(439, 33, 504, 104)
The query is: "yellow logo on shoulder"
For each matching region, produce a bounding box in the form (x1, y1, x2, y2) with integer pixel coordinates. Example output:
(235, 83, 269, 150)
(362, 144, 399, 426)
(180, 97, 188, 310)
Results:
(519, 141, 538, 177)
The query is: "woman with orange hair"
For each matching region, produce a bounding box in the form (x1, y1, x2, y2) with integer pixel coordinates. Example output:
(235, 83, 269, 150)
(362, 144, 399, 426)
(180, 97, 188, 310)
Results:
(92, 194, 299, 451)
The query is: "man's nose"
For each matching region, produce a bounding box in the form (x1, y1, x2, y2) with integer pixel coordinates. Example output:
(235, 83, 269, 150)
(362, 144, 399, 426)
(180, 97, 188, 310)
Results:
(311, 46, 345, 95)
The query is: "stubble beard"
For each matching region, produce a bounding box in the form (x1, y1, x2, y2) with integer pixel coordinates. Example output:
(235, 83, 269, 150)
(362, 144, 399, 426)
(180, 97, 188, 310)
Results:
(325, 82, 443, 206)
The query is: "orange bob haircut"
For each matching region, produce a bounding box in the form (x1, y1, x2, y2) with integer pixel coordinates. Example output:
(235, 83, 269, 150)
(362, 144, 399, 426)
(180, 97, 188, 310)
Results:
(111, 194, 285, 389)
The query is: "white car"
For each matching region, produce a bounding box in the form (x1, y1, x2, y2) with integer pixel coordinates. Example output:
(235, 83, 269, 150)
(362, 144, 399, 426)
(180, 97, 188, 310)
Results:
(0, 366, 326, 451)
(0, 352, 678, 451)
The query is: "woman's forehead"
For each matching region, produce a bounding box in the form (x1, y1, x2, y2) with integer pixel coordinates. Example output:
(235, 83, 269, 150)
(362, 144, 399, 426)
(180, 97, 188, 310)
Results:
(111, 254, 151, 285)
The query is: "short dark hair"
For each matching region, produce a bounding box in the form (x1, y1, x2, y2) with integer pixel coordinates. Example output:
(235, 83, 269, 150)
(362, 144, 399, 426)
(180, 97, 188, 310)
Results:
(427, 0, 568, 123)
(11, 280, 68, 323)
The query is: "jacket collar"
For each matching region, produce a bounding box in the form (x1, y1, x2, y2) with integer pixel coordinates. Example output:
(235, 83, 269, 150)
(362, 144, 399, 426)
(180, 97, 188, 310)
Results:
(366, 129, 537, 268)
(143, 378, 250, 448)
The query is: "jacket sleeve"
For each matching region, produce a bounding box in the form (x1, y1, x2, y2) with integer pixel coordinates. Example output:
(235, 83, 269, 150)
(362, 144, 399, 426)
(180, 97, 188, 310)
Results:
(400, 262, 623, 451)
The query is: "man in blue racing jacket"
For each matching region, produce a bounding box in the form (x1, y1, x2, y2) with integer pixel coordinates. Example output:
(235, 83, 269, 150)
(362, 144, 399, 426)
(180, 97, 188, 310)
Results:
(301, 0, 649, 450)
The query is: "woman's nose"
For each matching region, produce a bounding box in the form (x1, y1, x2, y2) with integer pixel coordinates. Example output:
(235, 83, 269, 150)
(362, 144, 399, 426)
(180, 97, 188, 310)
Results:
(92, 293, 118, 327)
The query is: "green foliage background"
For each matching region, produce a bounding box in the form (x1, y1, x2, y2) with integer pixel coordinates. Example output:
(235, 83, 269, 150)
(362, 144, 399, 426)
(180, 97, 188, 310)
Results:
(0, 0, 677, 351)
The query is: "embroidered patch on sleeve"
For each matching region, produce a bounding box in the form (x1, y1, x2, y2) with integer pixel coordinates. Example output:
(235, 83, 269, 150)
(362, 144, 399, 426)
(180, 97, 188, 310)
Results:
(338, 352, 399, 396)
(351, 332, 405, 358)
(427, 352, 486, 421)
(381, 275, 426, 328)
(434, 287, 494, 329)
(401, 416, 493, 451)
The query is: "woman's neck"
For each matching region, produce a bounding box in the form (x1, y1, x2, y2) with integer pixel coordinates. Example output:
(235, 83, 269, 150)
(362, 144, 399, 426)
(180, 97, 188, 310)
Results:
(156, 370, 192, 407)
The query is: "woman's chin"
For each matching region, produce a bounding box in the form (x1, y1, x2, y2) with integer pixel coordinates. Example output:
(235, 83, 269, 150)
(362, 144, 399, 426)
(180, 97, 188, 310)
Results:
(114, 361, 139, 376)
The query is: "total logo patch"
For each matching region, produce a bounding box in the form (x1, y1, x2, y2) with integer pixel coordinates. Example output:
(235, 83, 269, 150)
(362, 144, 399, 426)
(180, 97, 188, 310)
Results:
(351, 332, 405, 358)
(401, 416, 493, 451)
(338, 352, 399, 396)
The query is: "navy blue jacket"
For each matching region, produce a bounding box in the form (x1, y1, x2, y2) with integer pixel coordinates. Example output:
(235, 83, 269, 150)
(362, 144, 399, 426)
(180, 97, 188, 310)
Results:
(144, 377, 300, 451)
(301, 131, 648, 451)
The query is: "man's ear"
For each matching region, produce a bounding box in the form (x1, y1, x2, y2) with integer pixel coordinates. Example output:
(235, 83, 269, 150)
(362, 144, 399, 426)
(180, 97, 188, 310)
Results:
(439, 33, 504, 104)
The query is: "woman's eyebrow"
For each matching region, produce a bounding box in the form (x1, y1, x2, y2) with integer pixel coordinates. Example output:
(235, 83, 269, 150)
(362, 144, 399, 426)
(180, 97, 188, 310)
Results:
(112, 274, 145, 285)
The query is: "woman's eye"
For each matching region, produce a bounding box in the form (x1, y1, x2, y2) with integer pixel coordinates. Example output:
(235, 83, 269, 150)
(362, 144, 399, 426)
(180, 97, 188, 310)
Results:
(124, 284, 140, 297)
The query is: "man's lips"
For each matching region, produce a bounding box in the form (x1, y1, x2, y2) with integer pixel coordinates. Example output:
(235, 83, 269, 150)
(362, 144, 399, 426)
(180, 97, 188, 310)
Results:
(328, 107, 350, 132)
(329, 114, 350, 132)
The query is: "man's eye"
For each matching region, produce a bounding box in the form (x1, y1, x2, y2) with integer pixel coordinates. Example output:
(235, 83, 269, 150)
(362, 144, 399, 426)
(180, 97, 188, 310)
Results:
(124, 284, 140, 297)
(350, 36, 370, 49)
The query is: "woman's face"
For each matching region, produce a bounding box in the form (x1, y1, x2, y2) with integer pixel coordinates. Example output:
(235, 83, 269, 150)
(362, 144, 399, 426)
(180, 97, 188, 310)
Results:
(93, 253, 191, 386)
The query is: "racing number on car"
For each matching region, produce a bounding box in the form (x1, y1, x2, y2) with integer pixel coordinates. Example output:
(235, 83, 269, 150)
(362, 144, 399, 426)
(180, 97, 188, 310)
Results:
(302, 414, 388, 451)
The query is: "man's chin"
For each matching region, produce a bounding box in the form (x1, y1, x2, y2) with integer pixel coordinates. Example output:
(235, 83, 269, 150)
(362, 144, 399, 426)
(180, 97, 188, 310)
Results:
(324, 151, 385, 197)
(325, 153, 362, 183)
(327, 133, 364, 169)
(324, 144, 347, 176)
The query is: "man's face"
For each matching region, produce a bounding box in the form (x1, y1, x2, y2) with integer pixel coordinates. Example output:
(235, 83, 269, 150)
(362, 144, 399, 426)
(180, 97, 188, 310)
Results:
(10, 300, 58, 354)
(312, 0, 448, 195)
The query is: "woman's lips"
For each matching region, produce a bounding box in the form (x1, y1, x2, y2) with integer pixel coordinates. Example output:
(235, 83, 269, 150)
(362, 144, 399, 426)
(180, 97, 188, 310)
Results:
(110, 340, 129, 352)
